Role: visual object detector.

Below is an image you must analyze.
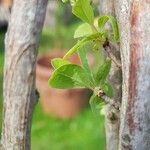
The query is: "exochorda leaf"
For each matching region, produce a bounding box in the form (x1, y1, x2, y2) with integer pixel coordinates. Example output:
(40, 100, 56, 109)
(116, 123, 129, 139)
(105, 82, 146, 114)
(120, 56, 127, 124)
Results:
(98, 15, 119, 42)
(74, 18, 100, 39)
(72, 0, 94, 24)
(51, 58, 70, 69)
(63, 33, 102, 60)
(78, 47, 91, 73)
(78, 47, 95, 85)
(48, 64, 93, 89)
(89, 94, 104, 116)
(98, 16, 109, 32)
(74, 23, 93, 38)
(95, 60, 111, 86)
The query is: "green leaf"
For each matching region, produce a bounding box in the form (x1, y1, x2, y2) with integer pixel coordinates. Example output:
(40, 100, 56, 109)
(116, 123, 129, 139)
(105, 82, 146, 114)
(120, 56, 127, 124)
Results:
(72, 0, 94, 24)
(74, 23, 93, 38)
(51, 58, 70, 69)
(100, 82, 113, 97)
(62, 0, 69, 3)
(78, 48, 90, 74)
(63, 39, 89, 60)
(98, 15, 119, 42)
(63, 33, 102, 59)
(89, 94, 104, 116)
(78, 47, 95, 85)
(48, 64, 93, 89)
(95, 60, 111, 85)
(98, 16, 109, 31)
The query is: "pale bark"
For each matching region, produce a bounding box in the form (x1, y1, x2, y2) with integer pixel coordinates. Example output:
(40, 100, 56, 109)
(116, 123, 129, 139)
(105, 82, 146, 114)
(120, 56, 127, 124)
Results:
(1, 0, 47, 149)
(0, 6, 10, 25)
(99, 1, 122, 150)
(98, 0, 115, 16)
(115, 0, 150, 149)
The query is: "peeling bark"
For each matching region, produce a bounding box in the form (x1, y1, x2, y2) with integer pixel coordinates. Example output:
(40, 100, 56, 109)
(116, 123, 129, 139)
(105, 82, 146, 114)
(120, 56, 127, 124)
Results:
(116, 0, 150, 149)
(99, 1, 122, 150)
(1, 0, 47, 149)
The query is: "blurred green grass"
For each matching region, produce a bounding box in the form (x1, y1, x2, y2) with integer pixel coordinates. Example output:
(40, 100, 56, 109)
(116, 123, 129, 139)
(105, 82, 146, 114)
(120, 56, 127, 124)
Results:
(0, 26, 105, 150)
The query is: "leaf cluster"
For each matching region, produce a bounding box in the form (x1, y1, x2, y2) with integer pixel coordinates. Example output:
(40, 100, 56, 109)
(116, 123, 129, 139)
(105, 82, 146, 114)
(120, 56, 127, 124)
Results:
(48, 0, 119, 116)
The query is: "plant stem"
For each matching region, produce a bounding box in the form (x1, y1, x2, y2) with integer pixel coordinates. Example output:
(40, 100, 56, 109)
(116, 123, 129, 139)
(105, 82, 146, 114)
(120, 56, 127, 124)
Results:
(103, 40, 121, 68)
(96, 88, 120, 111)
(101, 95, 120, 111)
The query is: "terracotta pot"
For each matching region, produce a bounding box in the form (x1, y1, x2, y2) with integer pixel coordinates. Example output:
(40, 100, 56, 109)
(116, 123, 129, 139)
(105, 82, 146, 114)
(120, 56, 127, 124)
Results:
(36, 50, 92, 118)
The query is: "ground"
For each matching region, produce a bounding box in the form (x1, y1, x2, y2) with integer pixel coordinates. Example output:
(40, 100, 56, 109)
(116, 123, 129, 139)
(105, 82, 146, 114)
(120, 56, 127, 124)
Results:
(0, 25, 105, 150)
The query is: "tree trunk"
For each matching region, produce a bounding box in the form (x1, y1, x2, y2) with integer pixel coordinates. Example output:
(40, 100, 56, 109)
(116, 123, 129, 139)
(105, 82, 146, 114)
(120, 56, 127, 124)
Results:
(98, 0, 115, 16)
(1, 0, 47, 149)
(99, 1, 122, 150)
(115, 0, 150, 149)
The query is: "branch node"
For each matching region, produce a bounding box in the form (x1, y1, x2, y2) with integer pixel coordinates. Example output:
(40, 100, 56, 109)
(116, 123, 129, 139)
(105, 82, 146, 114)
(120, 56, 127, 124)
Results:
(96, 89, 121, 111)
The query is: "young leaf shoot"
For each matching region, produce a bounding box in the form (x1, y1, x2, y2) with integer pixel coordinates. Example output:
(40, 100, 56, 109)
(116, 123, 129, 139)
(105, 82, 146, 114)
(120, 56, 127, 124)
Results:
(49, 0, 119, 116)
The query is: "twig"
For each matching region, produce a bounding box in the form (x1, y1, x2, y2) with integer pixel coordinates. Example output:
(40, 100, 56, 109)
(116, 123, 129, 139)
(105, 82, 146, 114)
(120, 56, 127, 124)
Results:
(103, 40, 122, 68)
(101, 95, 120, 111)
(95, 88, 121, 111)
